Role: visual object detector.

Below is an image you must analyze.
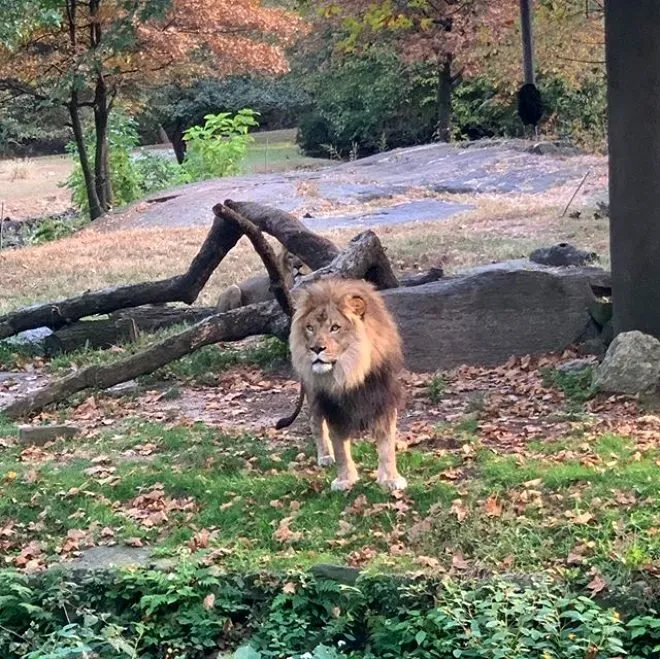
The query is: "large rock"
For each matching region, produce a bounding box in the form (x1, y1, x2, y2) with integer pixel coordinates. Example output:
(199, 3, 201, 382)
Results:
(383, 263, 604, 372)
(593, 331, 660, 394)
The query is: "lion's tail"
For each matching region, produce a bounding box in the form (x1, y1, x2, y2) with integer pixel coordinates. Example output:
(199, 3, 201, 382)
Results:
(275, 383, 305, 430)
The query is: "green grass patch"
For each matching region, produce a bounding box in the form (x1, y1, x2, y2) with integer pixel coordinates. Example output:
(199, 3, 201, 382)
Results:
(0, 420, 658, 588)
(426, 374, 447, 404)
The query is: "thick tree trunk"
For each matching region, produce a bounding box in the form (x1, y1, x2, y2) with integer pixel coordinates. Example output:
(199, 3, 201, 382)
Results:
(605, 1, 660, 337)
(436, 56, 453, 143)
(165, 120, 187, 164)
(68, 95, 103, 221)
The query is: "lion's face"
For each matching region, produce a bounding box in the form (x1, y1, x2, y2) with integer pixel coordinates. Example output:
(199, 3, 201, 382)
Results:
(284, 251, 310, 283)
(290, 279, 402, 392)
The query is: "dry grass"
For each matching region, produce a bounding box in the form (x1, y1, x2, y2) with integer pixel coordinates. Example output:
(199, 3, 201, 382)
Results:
(0, 194, 610, 315)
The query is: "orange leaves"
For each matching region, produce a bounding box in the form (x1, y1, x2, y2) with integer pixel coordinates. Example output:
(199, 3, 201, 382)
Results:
(1, 0, 306, 93)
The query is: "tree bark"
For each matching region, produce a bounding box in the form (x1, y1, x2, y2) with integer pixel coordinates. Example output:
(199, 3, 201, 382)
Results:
(605, 1, 660, 337)
(225, 200, 340, 270)
(43, 306, 222, 356)
(0, 215, 242, 340)
(519, 0, 536, 85)
(436, 56, 453, 143)
(297, 230, 399, 290)
(68, 94, 104, 221)
(165, 120, 187, 164)
(3, 303, 289, 420)
(93, 76, 112, 211)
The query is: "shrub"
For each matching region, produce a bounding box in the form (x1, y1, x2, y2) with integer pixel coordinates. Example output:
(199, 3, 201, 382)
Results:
(0, 564, 657, 659)
(178, 109, 260, 182)
(64, 112, 179, 215)
(296, 47, 436, 158)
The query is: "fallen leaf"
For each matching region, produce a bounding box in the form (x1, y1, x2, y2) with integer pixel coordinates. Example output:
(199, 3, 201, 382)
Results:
(450, 499, 469, 522)
(483, 495, 503, 518)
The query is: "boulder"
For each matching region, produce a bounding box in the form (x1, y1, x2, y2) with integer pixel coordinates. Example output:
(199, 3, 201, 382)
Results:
(593, 331, 660, 394)
(529, 243, 598, 267)
(383, 263, 603, 372)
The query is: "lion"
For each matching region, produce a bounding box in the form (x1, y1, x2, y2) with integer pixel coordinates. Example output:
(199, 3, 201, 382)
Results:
(216, 248, 310, 312)
(289, 278, 407, 492)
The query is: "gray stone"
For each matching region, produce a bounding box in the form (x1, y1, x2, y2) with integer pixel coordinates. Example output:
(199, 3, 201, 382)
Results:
(68, 545, 151, 571)
(18, 424, 80, 446)
(529, 243, 598, 267)
(593, 331, 660, 394)
(383, 263, 600, 372)
(557, 358, 598, 374)
(104, 380, 140, 398)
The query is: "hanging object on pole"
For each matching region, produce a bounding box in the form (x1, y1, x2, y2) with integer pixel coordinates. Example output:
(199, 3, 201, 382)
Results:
(517, 0, 543, 132)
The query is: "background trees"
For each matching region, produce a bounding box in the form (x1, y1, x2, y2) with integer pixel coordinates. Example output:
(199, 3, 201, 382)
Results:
(0, 0, 303, 218)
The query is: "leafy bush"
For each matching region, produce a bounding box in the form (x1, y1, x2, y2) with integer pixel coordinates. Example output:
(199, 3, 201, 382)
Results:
(1, 563, 658, 659)
(178, 109, 259, 182)
(65, 112, 179, 215)
(296, 47, 436, 158)
(66, 109, 257, 217)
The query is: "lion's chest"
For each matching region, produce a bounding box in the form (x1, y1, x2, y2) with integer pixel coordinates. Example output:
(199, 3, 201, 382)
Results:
(315, 364, 402, 437)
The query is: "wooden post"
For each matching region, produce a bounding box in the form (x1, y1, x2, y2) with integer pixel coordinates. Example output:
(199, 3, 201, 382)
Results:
(519, 0, 535, 84)
(606, 1, 660, 337)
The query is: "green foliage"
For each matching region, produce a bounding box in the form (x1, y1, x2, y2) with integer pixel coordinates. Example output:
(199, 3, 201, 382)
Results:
(0, 566, 654, 659)
(65, 109, 257, 217)
(142, 75, 310, 143)
(179, 109, 260, 182)
(65, 112, 179, 215)
(296, 47, 435, 158)
(427, 374, 447, 404)
(541, 366, 597, 404)
(23, 214, 88, 246)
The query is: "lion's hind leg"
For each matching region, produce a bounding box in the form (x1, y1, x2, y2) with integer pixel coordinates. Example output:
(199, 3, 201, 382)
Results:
(374, 411, 407, 491)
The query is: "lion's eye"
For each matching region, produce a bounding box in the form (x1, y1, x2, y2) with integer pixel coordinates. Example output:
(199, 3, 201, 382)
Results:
(330, 324, 340, 332)
(305, 325, 314, 333)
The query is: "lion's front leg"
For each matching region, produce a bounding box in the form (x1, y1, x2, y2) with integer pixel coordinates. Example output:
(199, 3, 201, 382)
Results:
(374, 412, 407, 491)
(310, 407, 335, 467)
(329, 426, 359, 491)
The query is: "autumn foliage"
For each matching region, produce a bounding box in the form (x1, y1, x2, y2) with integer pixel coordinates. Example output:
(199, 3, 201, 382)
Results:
(0, 0, 305, 218)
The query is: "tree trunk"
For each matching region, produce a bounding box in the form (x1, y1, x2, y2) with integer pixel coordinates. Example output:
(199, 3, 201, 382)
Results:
(165, 120, 187, 164)
(605, 1, 660, 337)
(93, 78, 112, 211)
(436, 56, 453, 143)
(68, 94, 103, 221)
(519, 0, 536, 85)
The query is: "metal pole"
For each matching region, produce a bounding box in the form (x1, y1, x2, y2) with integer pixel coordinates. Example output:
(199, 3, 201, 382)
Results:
(520, 0, 535, 84)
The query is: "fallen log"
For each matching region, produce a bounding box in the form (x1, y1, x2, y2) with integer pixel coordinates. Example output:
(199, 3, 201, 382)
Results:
(43, 306, 221, 356)
(214, 203, 294, 316)
(298, 230, 399, 289)
(0, 215, 242, 341)
(3, 228, 398, 418)
(225, 200, 339, 270)
(0, 202, 345, 342)
(3, 302, 289, 419)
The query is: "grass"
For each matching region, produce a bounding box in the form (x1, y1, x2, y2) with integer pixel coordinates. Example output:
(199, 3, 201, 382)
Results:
(0, 415, 657, 582)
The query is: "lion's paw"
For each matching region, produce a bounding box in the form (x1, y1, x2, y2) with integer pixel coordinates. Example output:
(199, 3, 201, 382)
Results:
(317, 455, 335, 468)
(378, 475, 408, 492)
(331, 477, 358, 492)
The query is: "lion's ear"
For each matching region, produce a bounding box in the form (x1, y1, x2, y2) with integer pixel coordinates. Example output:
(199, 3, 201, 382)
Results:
(345, 294, 366, 319)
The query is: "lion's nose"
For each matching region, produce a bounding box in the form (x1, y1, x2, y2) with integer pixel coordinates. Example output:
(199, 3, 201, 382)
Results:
(310, 345, 325, 355)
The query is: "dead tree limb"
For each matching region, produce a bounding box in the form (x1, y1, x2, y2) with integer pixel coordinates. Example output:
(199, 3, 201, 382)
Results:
(2, 302, 289, 420)
(225, 200, 339, 270)
(2, 226, 400, 419)
(43, 306, 221, 356)
(214, 203, 294, 317)
(0, 216, 242, 341)
(297, 230, 399, 290)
